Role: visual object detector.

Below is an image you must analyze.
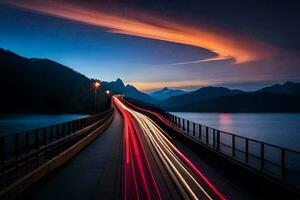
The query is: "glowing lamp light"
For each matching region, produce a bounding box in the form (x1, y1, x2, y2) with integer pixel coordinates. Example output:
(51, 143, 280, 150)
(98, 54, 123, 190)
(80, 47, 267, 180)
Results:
(106, 90, 110, 94)
(95, 81, 100, 88)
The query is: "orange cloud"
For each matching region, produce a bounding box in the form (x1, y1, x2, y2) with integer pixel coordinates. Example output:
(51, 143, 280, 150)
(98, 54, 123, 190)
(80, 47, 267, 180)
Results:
(7, 0, 279, 63)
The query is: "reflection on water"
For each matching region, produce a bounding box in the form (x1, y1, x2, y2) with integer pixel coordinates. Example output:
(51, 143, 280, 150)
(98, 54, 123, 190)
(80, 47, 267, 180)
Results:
(0, 114, 88, 135)
(219, 113, 232, 125)
(172, 112, 300, 151)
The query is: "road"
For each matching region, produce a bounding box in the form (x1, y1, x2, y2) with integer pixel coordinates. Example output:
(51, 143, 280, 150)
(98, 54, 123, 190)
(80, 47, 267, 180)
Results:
(22, 96, 269, 200)
(113, 96, 227, 200)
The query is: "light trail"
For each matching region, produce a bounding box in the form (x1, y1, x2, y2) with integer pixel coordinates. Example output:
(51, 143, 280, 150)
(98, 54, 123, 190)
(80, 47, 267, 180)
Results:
(115, 98, 162, 200)
(113, 96, 227, 200)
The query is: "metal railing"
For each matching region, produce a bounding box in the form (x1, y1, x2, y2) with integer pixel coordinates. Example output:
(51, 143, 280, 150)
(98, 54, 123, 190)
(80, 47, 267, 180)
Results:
(165, 113, 300, 190)
(0, 109, 113, 191)
(0, 110, 113, 164)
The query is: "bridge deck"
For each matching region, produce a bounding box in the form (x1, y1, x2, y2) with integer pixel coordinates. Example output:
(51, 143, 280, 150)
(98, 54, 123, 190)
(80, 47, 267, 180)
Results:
(19, 98, 298, 200)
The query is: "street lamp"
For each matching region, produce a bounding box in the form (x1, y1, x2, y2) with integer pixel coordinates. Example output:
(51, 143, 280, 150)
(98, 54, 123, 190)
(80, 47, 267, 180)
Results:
(105, 90, 112, 109)
(94, 81, 101, 113)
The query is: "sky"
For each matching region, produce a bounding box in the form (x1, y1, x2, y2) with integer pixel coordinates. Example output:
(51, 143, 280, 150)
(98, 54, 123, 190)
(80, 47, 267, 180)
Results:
(0, 0, 299, 91)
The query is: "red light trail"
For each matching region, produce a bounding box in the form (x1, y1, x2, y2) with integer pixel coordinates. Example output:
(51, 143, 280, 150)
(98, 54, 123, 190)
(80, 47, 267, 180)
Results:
(113, 96, 227, 200)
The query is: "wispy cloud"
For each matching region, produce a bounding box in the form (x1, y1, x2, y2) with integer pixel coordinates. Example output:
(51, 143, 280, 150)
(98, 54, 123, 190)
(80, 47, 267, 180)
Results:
(154, 56, 232, 67)
(7, 0, 279, 64)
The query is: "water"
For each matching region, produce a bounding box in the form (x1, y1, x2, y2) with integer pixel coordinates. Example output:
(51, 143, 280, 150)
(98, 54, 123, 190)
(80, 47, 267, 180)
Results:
(0, 114, 88, 136)
(172, 112, 300, 151)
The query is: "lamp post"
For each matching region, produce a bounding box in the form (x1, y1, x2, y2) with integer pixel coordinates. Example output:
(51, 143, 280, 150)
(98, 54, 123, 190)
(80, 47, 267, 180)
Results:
(94, 81, 101, 113)
(105, 90, 111, 109)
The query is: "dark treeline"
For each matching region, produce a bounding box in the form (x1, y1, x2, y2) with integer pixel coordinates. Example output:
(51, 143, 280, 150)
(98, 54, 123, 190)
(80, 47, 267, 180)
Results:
(0, 48, 109, 114)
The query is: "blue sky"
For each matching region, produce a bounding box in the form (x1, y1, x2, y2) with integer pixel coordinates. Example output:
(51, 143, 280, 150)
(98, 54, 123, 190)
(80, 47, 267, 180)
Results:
(0, 0, 299, 91)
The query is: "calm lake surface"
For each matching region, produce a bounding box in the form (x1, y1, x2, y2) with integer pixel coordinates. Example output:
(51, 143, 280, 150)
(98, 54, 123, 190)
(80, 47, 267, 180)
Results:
(172, 112, 300, 151)
(0, 114, 88, 136)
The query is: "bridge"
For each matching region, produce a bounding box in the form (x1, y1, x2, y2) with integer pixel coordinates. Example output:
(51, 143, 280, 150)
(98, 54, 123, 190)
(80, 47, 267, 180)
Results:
(0, 95, 299, 199)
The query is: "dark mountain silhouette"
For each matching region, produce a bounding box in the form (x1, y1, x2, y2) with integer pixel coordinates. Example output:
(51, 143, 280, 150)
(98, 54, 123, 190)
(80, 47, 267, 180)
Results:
(0, 48, 156, 113)
(101, 78, 126, 94)
(258, 81, 300, 96)
(159, 82, 300, 112)
(149, 87, 188, 100)
(101, 79, 157, 104)
(125, 84, 158, 104)
(172, 92, 300, 112)
(2, 48, 299, 113)
(160, 86, 244, 110)
(0, 48, 109, 114)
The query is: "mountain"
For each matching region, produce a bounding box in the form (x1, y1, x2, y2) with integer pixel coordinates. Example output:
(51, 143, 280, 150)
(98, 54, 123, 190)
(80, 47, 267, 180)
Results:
(258, 81, 300, 96)
(101, 79, 157, 104)
(125, 84, 158, 104)
(149, 87, 188, 100)
(101, 78, 126, 94)
(159, 82, 300, 112)
(0, 48, 108, 114)
(172, 92, 300, 112)
(160, 86, 245, 110)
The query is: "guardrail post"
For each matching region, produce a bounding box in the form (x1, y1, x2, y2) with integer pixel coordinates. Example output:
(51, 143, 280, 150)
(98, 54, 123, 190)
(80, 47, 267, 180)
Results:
(14, 134, 19, 157)
(187, 120, 190, 133)
(206, 127, 209, 144)
(193, 123, 195, 136)
(199, 124, 202, 140)
(232, 135, 235, 156)
(213, 130, 216, 148)
(261, 143, 264, 170)
(245, 138, 249, 163)
(179, 117, 181, 128)
(35, 129, 39, 149)
(281, 148, 286, 180)
(216, 130, 220, 150)
(0, 136, 5, 163)
(183, 119, 185, 130)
